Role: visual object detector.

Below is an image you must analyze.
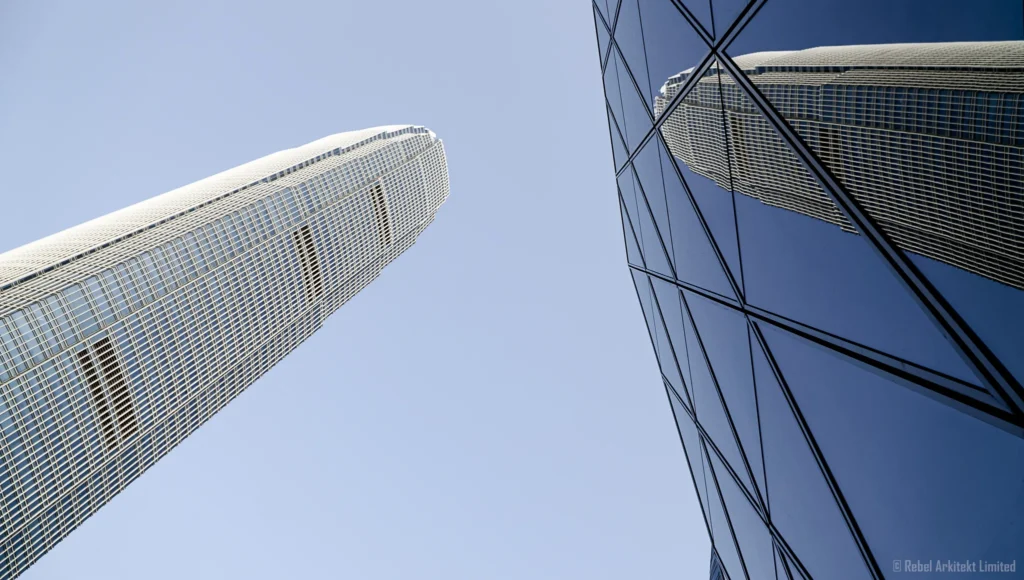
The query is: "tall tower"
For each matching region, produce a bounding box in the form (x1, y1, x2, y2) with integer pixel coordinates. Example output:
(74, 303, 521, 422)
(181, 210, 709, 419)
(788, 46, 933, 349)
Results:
(658, 42, 1024, 288)
(0, 126, 449, 578)
(595, 1, 1024, 578)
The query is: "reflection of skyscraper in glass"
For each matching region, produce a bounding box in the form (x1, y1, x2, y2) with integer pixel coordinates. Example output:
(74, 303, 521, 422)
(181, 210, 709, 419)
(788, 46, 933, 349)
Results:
(0, 126, 448, 579)
(657, 42, 1024, 288)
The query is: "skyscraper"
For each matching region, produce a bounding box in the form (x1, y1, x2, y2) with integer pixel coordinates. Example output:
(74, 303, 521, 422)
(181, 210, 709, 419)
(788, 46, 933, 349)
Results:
(0, 125, 449, 578)
(595, 1, 1024, 578)
(658, 43, 1024, 288)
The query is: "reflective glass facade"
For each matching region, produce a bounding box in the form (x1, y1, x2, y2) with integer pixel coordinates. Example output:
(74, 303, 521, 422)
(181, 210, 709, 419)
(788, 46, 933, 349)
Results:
(0, 126, 449, 579)
(594, 2, 1023, 578)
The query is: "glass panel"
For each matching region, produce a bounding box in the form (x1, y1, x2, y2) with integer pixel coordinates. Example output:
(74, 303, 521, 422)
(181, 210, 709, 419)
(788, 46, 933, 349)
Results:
(913, 245, 1024, 389)
(140, 252, 166, 298)
(43, 296, 76, 347)
(607, 107, 629, 171)
(762, 322, 1024, 569)
(100, 270, 130, 318)
(678, 0, 714, 39)
(609, 47, 653, 153)
(127, 258, 155, 305)
(116, 263, 142, 311)
(718, 64, 982, 386)
(650, 138, 737, 298)
(632, 137, 674, 268)
(151, 246, 175, 293)
(60, 284, 98, 338)
(682, 292, 756, 495)
(167, 242, 188, 288)
(0, 319, 26, 375)
(752, 329, 871, 579)
(630, 270, 657, 348)
(27, 304, 59, 357)
(619, 166, 673, 276)
(668, 388, 711, 526)
(636, 0, 711, 119)
(710, 0, 750, 42)
(619, 197, 645, 267)
(705, 447, 748, 580)
(650, 283, 689, 408)
(84, 276, 114, 328)
(685, 290, 765, 500)
(651, 277, 692, 406)
(708, 450, 775, 580)
(659, 59, 744, 292)
(594, 5, 611, 67)
(727, 0, 1021, 58)
(9, 311, 43, 365)
(612, 0, 652, 107)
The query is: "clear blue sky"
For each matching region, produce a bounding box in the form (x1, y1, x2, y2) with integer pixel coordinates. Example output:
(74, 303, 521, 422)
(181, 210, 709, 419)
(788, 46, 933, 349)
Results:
(0, 1, 710, 578)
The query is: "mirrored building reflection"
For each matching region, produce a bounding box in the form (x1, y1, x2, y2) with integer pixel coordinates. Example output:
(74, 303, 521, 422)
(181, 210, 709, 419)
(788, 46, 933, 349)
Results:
(659, 42, 1024, 289)
(594, 1, 1024, 578)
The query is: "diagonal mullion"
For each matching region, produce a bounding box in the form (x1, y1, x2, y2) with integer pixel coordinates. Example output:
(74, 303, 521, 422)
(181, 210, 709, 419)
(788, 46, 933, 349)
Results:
(630, 263, 1022, 432)
(749, 323, 884, 580)
(715, 53, 1024, 419)
(662, 381, 715, 543)
(595, 3, 613, 74)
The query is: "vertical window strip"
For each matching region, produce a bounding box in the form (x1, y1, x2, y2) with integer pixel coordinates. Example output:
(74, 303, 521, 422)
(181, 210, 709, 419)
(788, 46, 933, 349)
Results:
(370, 183, 393, 245)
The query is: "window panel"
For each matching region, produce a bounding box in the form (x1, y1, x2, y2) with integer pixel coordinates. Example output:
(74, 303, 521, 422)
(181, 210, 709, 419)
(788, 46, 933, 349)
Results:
(60, 285, 98, 339)
(763, 322, 1024, 569)
(752, 328, 872, 579)
(84, 277, 114, 328)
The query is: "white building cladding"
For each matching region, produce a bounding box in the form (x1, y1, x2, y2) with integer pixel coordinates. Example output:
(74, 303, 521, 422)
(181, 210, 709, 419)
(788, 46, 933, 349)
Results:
(0, 125, 449, 578)
(657, 42, 1024, 289)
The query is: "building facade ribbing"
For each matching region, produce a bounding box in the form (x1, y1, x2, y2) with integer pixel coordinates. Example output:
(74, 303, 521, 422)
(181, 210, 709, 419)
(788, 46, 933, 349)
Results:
(0, 126, 449, 578)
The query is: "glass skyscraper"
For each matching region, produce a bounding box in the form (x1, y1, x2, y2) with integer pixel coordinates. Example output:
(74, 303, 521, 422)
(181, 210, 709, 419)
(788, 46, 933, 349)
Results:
(0, 126, 449, 578)
(594, 1, 1023, 578)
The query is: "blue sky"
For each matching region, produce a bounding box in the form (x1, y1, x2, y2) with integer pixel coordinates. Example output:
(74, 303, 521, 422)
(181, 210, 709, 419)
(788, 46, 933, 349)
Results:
(0, 1, 710, 578)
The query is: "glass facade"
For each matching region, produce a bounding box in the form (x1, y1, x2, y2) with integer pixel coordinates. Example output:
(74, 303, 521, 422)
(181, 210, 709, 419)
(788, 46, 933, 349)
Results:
(0, 126, 449, 579)
(594, 1, 1023, 578)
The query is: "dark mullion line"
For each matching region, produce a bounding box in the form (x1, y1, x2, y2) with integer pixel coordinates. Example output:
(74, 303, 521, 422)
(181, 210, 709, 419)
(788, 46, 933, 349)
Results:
(606, 102, 629, 171)
(746, 323, 771, 520)
(718, 0, 766, 52)
(619, 193, 646, 270)
(749, 323, 885, 580)
(716, 54, 1024, 418)
(614, 48, 717, 179)
(594, 2, 614, 74)
(610, 0, 765, 180)
(661, 381, 715, 542)
(670, 0, 714, 45)
(675, 385, 767, 576)
(674, 280, 769, 511)
(706, 0, 715, 39)
(630, 263, 1022, 432)
(631, 165, 678, 279)
(712, 46, 748, 299)
(701, 434, 754, 580)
